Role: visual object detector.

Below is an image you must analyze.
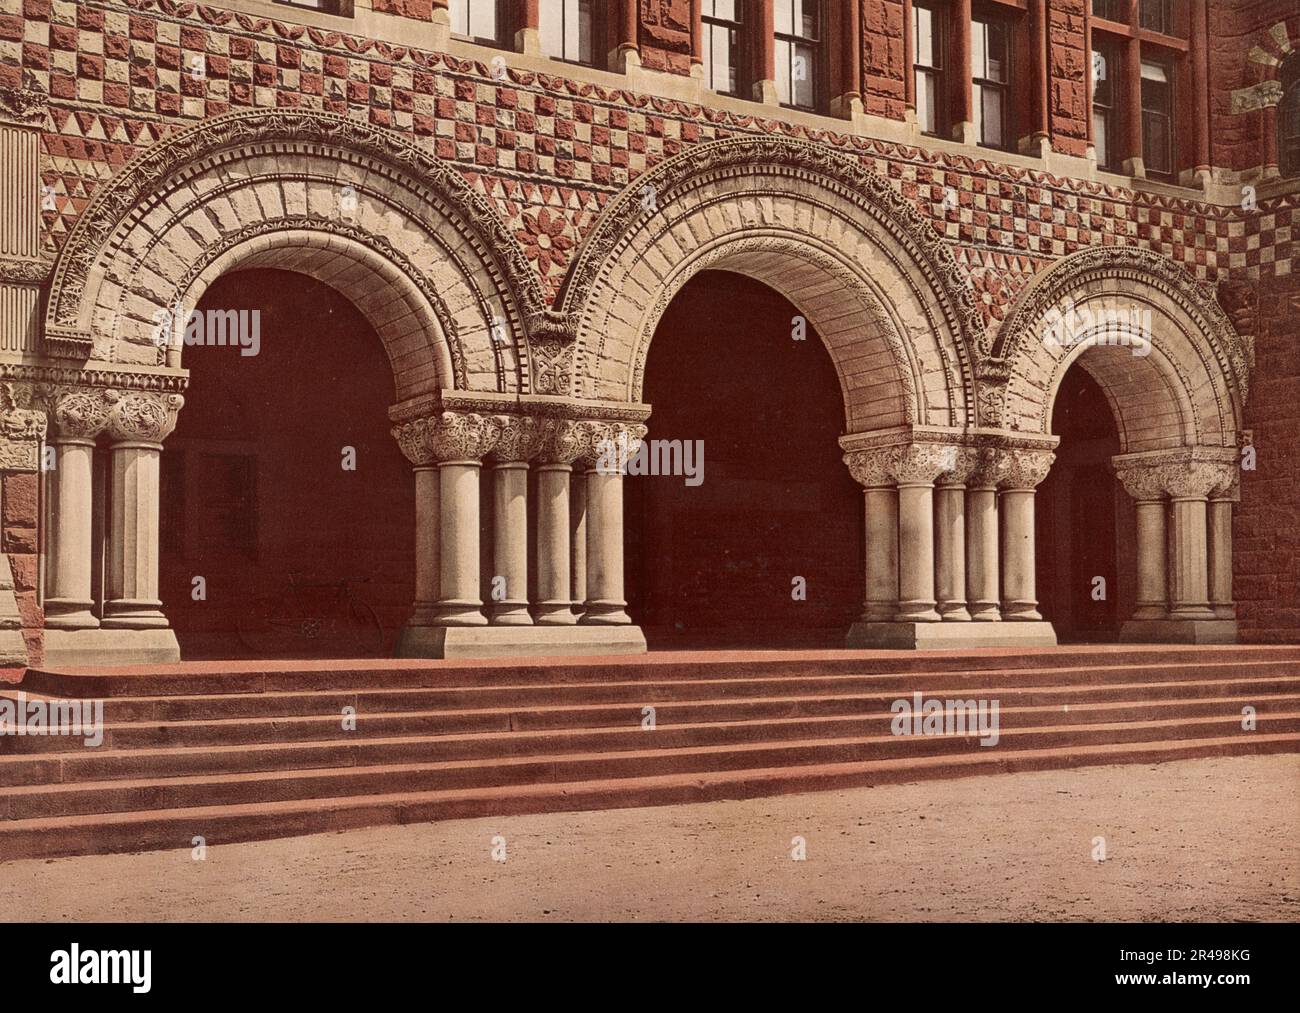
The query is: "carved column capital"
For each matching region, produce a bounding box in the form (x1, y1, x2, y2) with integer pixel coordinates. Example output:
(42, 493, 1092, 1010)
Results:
(0, 382, 46, 472)
(39, 386, 117, 441)
(535, 418, 585, 466)
(489, 414, 540, 463)
(996, 448, 1055, 491)
(578, 421, 647, 470)
(843, 448, 897, 488)
(935, 446, 979, 487)
(1163, 461, 1235, 500)
(104, 390, 185, 445)
(1113, 461, 1168, 502)
(890, 443, 963, 485)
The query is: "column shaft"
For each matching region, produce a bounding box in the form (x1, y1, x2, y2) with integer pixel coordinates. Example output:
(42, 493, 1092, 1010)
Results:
(570, 469, 587, 617)
(1132, 499, 1169, 620)
(1000, 489, 1042, 621)
(535, 463, 576, 625)
(1169, 497, 1215, 620)
(965, 487, 1000, 621)
(895, 483, 940, 622)
(935, 483, 970, 620)
(581, 469, 630, 624)
(436, 461, 487, 625)
(103, 441, 167, 628)
(490, 462, 531, 625)
(862, 487, 898, 622)
(1208, 497, 1235, 620)
(45, 437, 99, 629)
(409, 466, 440, 626)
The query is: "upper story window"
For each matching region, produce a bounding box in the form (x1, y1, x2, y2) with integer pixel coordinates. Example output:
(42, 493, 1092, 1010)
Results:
(971, 16, 1010, 150)
(774, 0, 825, 111)
(540, 0, 601, 66)
(702, 1, 745, 97)
(274, 0, 349, 13)
(913, 1, 946, 137)
(1280, 58, 1300, 177)
(450, 0, 508, 47)
(1138, 0, 1173, 35)
(1140, 59, 1174, 178)
(1091, 0, 1123, 23)
(1091, 43, 1120, 172)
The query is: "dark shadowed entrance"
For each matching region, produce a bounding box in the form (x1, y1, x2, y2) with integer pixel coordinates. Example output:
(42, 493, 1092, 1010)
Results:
(1037, 364, 1129, 642)
(158, 269, 414, 658)
(626, 270, 862, 648)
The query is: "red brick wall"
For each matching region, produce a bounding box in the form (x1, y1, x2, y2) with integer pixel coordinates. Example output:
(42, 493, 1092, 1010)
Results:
(1048, 0, 1088, 159)
(637, 0, 692, 76)
(1207, 0, 1300, 175)
(861, 0, 905, 120)
(3, 473, 42, 668)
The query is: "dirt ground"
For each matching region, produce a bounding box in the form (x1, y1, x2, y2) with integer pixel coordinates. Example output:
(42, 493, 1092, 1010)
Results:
(3, 754, 1297, 922)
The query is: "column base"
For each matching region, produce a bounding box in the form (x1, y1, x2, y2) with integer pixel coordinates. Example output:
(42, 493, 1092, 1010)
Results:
(394, 624, 647, 659)
(846, 620, 1058, 650)
(1118, 619, 1239, 644)
(533, 602, 579, 626)
(43, 627, 181, 668)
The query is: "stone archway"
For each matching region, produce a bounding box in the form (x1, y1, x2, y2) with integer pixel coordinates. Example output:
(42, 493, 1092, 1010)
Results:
(36, 109, 546, 665)
(989, 246, 1251, 644)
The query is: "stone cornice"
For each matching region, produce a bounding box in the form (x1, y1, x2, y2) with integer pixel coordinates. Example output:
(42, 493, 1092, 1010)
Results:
(0, 362, 189, 395)
(388, 390, 652, 427)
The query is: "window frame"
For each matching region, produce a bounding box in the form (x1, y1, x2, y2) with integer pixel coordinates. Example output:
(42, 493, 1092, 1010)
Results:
(449, 0, 510, 49)
(1139, 57, 1175, 179)
(971, 14, 1012, 152)
(1090, 0, 1123, 24)
(1138, 0, 1174, 37)
(1091, 41, 1120, 173)
(773, 0, 827, 113)
(539, 0, 604, 68)
(912, 0, 948, 138)
(701, 0, 747, 99)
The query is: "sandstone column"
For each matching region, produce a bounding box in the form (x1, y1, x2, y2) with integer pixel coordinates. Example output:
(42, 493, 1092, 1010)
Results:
(844, 449, 899, 623)
(1208, 473, 1238, 620)
(965, 448, 1003, 622)
(580, 422, 645, 626)
(102, 392, 184, 629)
(488, 416, 536, 625)
(570, 467, 587, 619)
(45, 390, 119, 629)
(998, 449, 1054, 621)
(430, 412, 498, 626)
(534, 420, 582, 625)
(1163, 463, 1222, 622)
(935, 449, 975, 621)
(1114, 462, 1169, 621)
(889, 445, 950, 624)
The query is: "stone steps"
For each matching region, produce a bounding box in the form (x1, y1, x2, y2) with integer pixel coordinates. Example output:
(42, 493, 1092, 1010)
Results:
(1, 646, 1297, 860)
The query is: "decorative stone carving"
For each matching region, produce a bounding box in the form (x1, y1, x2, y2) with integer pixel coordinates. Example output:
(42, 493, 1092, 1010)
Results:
(1113, 463, 1168, 502)
(843, 448, 897, 488)
(105, 392, 185, 444)
(1163, 461, 1235, 500)
(0, 75, 47, 126)
(890, 443, 963, 485)
(0, 383, 46, 472)
(42, 386, 118, 440)
(424, 412, 500, 463)
(997, 449, 1055, 491)
(535, 418, 586, 466)
(936, 446, 979, 487)
(577, 421, 648, 470)
(490, 414, 539, 463)
(1114, 449, 1239, 502)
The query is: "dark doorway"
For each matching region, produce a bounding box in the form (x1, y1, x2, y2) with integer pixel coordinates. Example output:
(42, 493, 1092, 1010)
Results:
(1036, 363, 1130, 641)
(158, 268, 414, 658)
(625, 270, 862, 649)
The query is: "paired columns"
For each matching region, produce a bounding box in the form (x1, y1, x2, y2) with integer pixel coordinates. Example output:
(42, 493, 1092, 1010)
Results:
(42, 386, 185, 665)
(1115, 449, 1239, 643)
(390, 402, 648, 658)
(842, 434, 1058, 650)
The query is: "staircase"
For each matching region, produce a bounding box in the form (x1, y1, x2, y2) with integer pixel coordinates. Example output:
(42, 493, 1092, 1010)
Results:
(2, 645, 1299, 861)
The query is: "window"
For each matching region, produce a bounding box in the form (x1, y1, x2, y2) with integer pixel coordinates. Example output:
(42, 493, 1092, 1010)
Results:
(275, 0, 348, 13)
(450, 0, 507, 47)
(1091, 43, 1119, 171)
(1091, 0, 1123, 22)
(774, 0, 824, 111)
(1140, 59, 1173, 177)
(971, 17, 1010, 150)
(913, 2, 946, 136)
(1282, 60, 1300, 177)
(1138, 0, 1173, 35)
(540, 0, 599, 66)
(702, 1, 744, 97)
